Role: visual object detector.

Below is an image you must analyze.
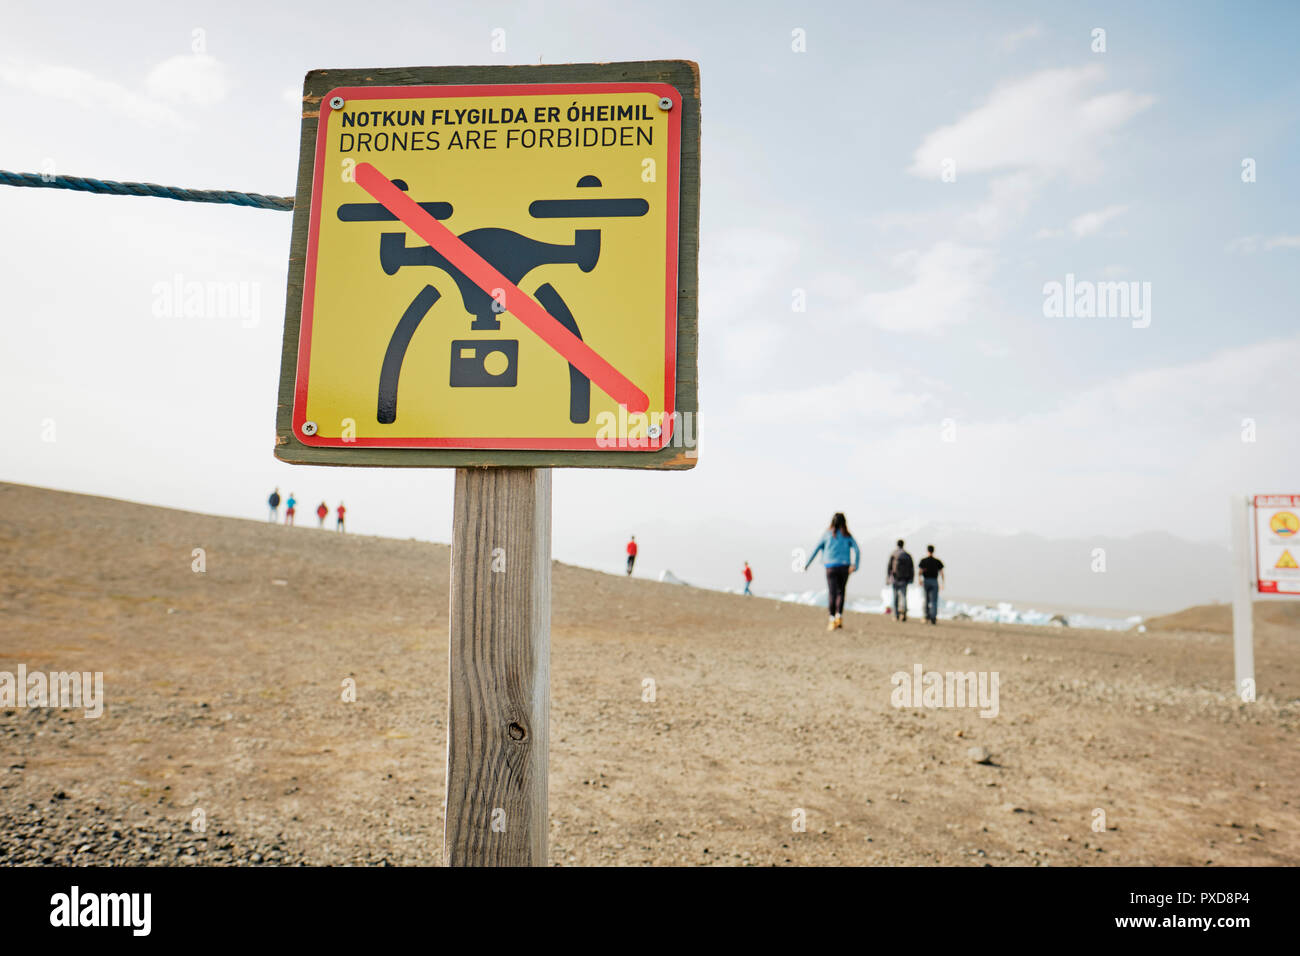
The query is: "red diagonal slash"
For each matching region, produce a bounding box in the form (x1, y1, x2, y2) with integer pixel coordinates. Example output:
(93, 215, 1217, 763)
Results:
(354, 161, 650, 415)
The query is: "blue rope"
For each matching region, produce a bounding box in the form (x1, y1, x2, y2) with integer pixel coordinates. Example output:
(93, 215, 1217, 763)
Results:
(0, 170, 293, 211)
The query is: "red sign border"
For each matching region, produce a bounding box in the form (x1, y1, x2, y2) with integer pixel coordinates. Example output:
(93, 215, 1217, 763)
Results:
(293, 81, 682, 450)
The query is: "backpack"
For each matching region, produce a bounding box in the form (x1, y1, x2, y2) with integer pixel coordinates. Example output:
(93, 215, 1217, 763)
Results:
(893, 550, 913, 581)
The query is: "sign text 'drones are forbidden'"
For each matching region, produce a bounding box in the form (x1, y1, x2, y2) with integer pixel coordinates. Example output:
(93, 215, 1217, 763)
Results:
(292, 83, 684, 452)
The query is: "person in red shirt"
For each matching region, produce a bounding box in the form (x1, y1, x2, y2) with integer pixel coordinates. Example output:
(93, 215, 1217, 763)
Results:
(742, 561, 753, 595)
(316, 501, 328, 528)
(626, 536, 637, 575)
(336, 502, 346, 533)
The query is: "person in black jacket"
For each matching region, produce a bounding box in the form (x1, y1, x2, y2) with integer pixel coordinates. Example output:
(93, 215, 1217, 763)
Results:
(886, 540, 914, 622)
(918, 545, 946, 625)
(267, 488, 281, 523)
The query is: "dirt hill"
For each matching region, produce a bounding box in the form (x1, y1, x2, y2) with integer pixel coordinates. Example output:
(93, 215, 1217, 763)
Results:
(0, 482, 1296, 866)
(1144, 600, 1300, 636)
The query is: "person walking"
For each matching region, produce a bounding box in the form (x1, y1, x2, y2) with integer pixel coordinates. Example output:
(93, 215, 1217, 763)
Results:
(626, 536, 637, 575)
(918, 545, 945, 625)
(886, 539, 914, 622)
(336, 502, 346, 533)
(316, 501, 328, 529)
(804, 513, 860, 630)
(742, 561, 753, 595)
(285, 492, 297, 527)
(267, 487, 281, 522)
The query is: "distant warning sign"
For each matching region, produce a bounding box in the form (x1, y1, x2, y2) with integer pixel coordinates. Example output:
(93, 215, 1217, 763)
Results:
(292, 81, 682, 451)
(1255, 495, 1300, 594)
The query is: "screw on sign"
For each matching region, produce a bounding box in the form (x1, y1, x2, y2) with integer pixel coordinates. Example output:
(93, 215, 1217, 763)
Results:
(274, 62, 700, 866)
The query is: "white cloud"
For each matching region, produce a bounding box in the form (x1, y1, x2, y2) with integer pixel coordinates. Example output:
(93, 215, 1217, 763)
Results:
(1000, 23, 1043, 52)
(1227, 235, 1300, 254)
(0, 57, 185, 127)
(1070, 203, 1128, 237)
(701, 228, 801, 319)
(1225, 234, 1300, 254)
(719, 320, 787, 372)
(1034, 206, 1128, 240)
(700, 228, 803, 374)
(741, 370, 937, 425)
(964, 170, 1046, 240)
(842, 336, 1300, 537)
(145, 54, 232, 106)
(860, 241, 994, 332)
(908, 65, 1155, 180)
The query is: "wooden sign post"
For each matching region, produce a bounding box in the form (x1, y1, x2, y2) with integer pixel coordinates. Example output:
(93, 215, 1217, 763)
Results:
(275, 62, 700, 866)
(446, 467, 551, 865)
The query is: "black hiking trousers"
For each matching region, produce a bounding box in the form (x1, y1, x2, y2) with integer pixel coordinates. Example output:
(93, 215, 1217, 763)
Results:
(826, 566, 850, 616)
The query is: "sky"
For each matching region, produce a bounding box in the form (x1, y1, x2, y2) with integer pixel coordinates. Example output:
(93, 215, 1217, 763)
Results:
(1, 0, 1297, 602)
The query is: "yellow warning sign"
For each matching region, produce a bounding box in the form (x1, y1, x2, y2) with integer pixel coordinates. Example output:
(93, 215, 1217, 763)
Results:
(1276, 549, 1298, 569)
(292, 82, 683, 451)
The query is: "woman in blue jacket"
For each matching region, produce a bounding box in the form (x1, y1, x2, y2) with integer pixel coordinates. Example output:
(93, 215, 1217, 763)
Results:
(805, 512, 860, 630)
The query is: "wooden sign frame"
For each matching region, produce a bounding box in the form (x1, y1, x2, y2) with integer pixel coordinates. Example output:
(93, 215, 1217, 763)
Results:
(274, 61, 700, 469)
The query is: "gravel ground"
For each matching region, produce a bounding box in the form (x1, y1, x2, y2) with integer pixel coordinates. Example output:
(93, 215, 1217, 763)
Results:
(1, 481, 1297, 866)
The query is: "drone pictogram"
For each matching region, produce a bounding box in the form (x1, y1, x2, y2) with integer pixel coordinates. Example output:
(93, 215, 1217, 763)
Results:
(338, 166, 650, 427)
